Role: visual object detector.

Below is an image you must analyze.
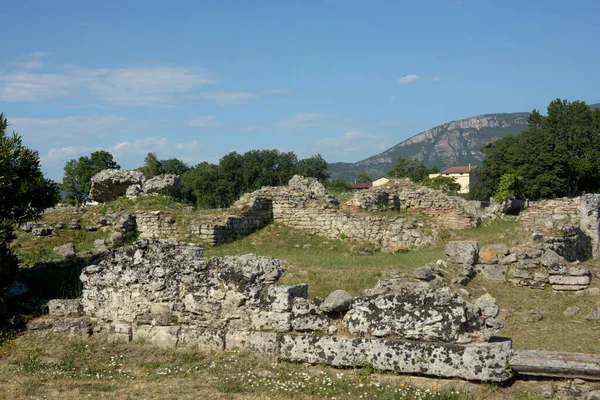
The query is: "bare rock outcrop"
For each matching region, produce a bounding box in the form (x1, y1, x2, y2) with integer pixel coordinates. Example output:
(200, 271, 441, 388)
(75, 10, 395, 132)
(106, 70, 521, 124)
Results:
(89, 169, 145, 203)
(143, 174, 182, 197)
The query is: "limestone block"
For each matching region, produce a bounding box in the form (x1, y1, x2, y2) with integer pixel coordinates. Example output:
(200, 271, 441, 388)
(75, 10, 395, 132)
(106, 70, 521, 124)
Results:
(552, 285, 589, 291)
(279, 334, 513, 382)
(53, 243, 76, 258)
(178, 327, 225, 351)
(478, 245, 499, 264)
(568, 266, 591, 276)
(475, 264, 507, 281)
(225, 331, 278, 356)
(90, 169, 145, 202)
(133, 325, 180, 348)
(446, 241, 479, 265)
(47, 299, 83, 317)
(250, 311, 291, 332)
(540, 250, 568, 268)
(266, 284, 308, 312)
(508, 268, 533, 279)
(548, 276, 590, 286)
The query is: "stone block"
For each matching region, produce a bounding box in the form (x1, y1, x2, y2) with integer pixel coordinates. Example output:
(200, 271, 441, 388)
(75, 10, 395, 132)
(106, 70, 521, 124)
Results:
(553, 285, 589, 291)
(568, 266, 591, 276)
(478, 245, 499, 264)
(446, 241, 479, 265)
(279, 334, 513, 382)
(47, 299, 83, 317)
(548, 276, 590, 286)
(133, 325, 179, 348)
(178, 327, 225, 351)
(225, 331, 278, 356)
(266, 284, 308, 312)
(250, 311, 291, 332)
(508, 268, 533, 279)
(320, 289, 354, 313)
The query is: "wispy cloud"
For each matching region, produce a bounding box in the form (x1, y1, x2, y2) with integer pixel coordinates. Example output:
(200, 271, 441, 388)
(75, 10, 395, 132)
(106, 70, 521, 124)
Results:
(193, 90, 258, 105)
(241, 125, 261, 131)
(263, 88, 291, 95)
(0, 58, 217, 107)
(273, 112, 336, 130)
(396, 74, 419, 85)
(11, 51, 52, 70)
(314, 129, 387, 155)
(187, 115, 226, 127)
(389, 95, 397, 101)
(10, 115, 146, 145)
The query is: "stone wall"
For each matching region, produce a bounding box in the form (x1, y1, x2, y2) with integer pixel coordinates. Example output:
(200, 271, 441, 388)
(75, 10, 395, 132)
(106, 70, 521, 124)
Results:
(136, 197, 273, 244)
(78, 240, 513, 382)
(518, 198, 581, 231)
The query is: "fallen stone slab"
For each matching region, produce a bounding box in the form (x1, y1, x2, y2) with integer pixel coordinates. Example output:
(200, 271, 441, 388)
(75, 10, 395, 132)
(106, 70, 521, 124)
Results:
(511, 350, 600, 380)
(279, 334, 513, 382)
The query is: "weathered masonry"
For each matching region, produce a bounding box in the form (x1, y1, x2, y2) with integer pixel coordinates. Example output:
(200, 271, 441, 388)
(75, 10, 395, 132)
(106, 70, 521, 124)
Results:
(75, 240, 513, 382)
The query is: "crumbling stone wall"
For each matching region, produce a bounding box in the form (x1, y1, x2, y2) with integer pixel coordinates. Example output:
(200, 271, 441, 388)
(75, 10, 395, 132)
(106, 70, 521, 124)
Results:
(78, 240, 513, 382)
(519, 198, 581, 230)
(136, 197, 273, 244)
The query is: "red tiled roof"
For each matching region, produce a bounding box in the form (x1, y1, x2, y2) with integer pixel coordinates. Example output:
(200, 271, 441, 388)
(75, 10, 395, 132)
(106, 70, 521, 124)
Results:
(440, 165, 478, 174)
(349, 182, 373, 189)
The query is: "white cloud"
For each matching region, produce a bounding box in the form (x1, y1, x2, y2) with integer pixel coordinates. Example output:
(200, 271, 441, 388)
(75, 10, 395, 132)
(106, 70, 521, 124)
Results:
(10, 115, 146, 145)
(396, 74, 419, 85)
(0, 62, 217, 107)
(11, 51, 52, 70)
(188, 115, 226, 128)
(314, 129, 387, 155)
(193, 90, 258, 105)
(263, 88, 291, 95)
(273, 112, 335, 130)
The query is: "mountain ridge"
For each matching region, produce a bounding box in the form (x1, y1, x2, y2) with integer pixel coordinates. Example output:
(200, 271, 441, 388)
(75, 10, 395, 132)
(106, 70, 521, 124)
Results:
(330, 103, 599, 182)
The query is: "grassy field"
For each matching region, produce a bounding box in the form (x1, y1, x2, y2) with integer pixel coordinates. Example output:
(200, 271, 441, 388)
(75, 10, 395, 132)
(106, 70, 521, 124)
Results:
(0, 333, 573, 400)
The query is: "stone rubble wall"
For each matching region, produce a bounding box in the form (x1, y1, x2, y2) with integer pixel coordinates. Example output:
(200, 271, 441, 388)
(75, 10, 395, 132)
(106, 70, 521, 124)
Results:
(446, 240, 595, 292)
(136, 197, 273, 244)
(518, 197, 581, 231)
(75, 240, 513, 382)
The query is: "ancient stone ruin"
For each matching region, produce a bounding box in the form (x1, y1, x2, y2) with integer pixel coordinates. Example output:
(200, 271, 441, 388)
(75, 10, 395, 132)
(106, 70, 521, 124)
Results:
(89, 169, 182, 203)
(70, 239, 513, 382)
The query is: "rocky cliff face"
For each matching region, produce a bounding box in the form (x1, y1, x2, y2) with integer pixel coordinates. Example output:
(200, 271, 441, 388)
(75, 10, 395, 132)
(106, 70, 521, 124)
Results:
(329, 113, 530, 182)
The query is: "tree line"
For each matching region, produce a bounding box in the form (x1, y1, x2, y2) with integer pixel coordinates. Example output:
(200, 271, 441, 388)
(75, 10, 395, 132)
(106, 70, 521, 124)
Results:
(61, 149, 332, 209)
(470, 99, 600, 201)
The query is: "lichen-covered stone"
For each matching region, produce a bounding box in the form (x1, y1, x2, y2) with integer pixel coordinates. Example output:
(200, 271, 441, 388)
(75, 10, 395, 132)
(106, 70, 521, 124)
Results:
(47, 299, 82, 317)
(279, 334, 513, 382)
(143, 174, 182, 197)
(446, 241, 479, 265)
(342, 287, 501, 342)
(320, 290, 354, 313)
(266, 285, 308, 312)
(89, 169, 145, 202)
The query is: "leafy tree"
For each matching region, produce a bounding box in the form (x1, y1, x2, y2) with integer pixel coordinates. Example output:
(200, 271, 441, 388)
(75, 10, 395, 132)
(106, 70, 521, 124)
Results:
(62, 151, 120, 205)
(494, 173, 524, 202)
(356, 173, 372, 183)
(139, 152, 165, 179)
(387, 157, 430, 182)
(421, 175, 461, 195)
(162, 158, 190, 175)
(295, 154, 330, 182)
(1, 113, 59, 287)
(476, 99, 600, 200)
(325, 179, 350, 194)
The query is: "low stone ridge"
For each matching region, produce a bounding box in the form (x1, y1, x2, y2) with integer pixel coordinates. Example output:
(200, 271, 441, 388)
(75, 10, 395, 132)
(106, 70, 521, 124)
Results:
(446, 241, 479, 265)
(89, 169, 145, 203)
(74, 240, 512, 381)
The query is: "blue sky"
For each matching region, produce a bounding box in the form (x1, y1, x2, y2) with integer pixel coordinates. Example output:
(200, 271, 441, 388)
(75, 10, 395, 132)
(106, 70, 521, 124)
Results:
(1, 0, 599, 181)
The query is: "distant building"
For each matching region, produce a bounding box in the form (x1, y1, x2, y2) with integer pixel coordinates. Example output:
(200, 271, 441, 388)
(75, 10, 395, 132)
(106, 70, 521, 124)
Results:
(372, 177, 390, 187)
(429, 164, 479, 194)
(349, 182, 373, 190)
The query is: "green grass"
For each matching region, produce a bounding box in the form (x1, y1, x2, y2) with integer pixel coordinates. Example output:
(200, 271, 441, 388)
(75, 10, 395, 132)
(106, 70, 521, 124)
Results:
(205, 220, 526, 297)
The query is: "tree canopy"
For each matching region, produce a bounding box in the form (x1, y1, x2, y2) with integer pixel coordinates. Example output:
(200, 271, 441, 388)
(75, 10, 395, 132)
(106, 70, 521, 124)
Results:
(1, 113, 59, 287)
(472, 99, 600, 200)
(62, 150, 120, 205)
(181, 150, 331, 209)
(387, 157, 436, 182)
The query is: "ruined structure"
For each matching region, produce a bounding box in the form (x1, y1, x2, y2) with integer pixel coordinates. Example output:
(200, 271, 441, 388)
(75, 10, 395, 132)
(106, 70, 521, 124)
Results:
(73, 240, 513, 382)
